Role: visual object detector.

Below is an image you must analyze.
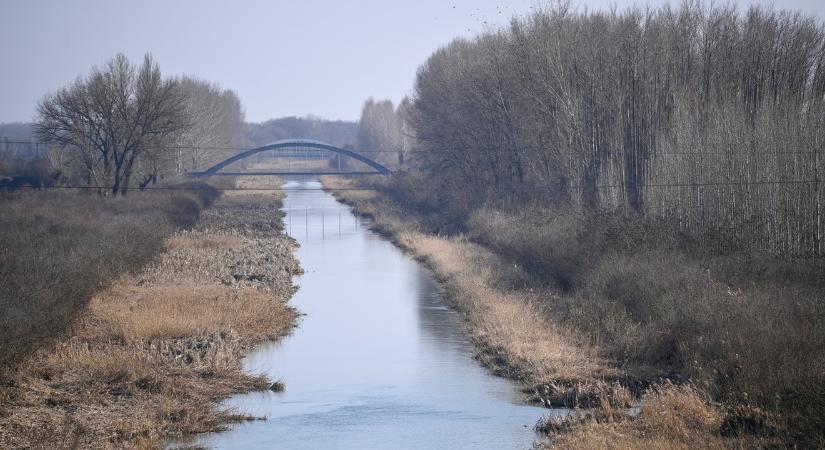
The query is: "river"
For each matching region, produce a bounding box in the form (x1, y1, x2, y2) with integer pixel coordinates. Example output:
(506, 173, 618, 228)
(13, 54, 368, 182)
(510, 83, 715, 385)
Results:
(195, 177, 553, 449)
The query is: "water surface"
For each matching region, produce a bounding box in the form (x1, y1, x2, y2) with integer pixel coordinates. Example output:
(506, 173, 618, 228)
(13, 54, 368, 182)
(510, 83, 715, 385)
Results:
(197, 177, 553, 449)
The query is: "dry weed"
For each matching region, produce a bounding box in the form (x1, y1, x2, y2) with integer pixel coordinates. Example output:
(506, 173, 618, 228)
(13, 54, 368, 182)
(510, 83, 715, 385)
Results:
(0, 177, 300, 448)
(541, 384, 763, 449)
(321, 175, 823, 446)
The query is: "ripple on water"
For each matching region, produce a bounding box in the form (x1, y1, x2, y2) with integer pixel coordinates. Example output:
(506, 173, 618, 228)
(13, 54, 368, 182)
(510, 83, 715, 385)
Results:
(191, 177, 557, 450)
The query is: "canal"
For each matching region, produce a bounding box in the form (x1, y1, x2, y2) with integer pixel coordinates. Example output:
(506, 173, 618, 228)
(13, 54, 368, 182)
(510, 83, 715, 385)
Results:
(197, 177, 550, 449)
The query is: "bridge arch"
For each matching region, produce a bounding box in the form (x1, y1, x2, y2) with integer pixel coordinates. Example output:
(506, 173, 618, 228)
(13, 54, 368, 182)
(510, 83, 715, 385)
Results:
(196, 139, 390, 176)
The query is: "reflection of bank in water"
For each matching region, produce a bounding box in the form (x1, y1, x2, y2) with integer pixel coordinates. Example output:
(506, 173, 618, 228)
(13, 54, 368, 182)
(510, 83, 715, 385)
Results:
(196, 176, 561, 450)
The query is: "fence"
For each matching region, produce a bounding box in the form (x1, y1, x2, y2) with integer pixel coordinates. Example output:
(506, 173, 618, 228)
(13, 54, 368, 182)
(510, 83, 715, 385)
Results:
(559, 149, 824, 256)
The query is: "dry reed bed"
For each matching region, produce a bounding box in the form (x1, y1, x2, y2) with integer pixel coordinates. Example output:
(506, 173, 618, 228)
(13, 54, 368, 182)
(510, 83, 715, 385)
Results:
(397, 232, 613, 391)
(320, 176, 611, 397)
(540, 383, 743, 449)
(0, 185, 220, 373)
(319, 176, 780, 448)
(0, 178, 301, 449)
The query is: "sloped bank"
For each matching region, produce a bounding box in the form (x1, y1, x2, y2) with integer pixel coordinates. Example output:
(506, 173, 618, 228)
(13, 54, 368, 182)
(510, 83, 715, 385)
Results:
(319, 175, 777, 449)
(0, 178, 302, 449)
(320, 177, 620, 400)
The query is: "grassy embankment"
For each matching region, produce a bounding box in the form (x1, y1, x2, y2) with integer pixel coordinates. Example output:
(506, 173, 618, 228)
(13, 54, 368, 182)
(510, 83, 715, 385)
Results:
(0, 178, 301, 448)
(321, 175, 824, 448)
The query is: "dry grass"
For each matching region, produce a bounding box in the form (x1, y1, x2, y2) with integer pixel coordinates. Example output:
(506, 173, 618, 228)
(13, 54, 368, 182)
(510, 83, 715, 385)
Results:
(246, 158, 335, 172)
(398, 232, 612, 388)
(321, 175, 825, 447)
(539, 384, 752, 449)
(0, 177, 302, 448)
(0, 184, 220, 374)
(165, 233, 243, 251)
(322, 176, 613, 403)
(87, 281, 295, 343)
(469, 206, 825, 443)
(3, 333, 269, 449)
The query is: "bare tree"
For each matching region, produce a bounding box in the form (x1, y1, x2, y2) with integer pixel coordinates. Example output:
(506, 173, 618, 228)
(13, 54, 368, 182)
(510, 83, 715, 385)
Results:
(357, 98, 403, 168)
(396, 97, 416, 167)
(35, 53, 186, 195)
(407, 3, 825, 255)
(134, 77, 245, 185)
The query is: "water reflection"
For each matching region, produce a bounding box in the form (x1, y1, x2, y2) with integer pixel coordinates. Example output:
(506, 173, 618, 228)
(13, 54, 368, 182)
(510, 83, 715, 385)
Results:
(195, 177, 555, 449)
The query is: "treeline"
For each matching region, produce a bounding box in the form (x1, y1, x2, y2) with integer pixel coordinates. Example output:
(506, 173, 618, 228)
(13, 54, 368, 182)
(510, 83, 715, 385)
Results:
(33, 53, 244, 195)
(163, 77, 244, 176)
(356, 98, 413, 168)
(0, 125, 52, 189)
(0, 124, 40, 159)
(245, 115, 357, 148)
(407, 3, 825, 255)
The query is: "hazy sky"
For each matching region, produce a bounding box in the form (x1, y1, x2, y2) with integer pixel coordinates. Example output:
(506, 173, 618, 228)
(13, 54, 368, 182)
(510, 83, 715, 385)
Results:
(2, 0, 824, 123)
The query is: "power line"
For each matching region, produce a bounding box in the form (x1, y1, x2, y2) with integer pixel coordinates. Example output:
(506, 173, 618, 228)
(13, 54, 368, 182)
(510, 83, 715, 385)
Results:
(3, 140, 823, 156)
(3, 185, 381, 192)
(0, 140, 412, 154)
(3, 179, 821, 193)
(568, 180, 823, 189)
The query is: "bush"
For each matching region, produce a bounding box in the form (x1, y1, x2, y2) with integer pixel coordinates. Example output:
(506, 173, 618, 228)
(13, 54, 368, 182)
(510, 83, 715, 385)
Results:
(0, 154, 56, 190)
(0, 184, 219, 376)
(467, 205, 825, 441)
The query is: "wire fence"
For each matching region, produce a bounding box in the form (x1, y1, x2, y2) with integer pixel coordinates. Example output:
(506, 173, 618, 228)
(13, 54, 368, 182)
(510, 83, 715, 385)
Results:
(2, 140, 822, 255)
(1, 185, 379, 192)
(556, 151, 825, 257)
(3, 139, 823, 155)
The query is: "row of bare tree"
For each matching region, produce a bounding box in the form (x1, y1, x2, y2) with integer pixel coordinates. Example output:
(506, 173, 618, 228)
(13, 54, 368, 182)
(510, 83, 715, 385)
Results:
(356, 98, 413, 169)
(36, 53, 244, 194)
(245, 115, 357, 148)
(407, 3, 825, 255)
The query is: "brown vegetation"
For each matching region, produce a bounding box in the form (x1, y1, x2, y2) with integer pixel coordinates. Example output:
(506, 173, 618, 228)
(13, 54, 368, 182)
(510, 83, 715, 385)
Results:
(322, 175, 825, 448)
(332, 2, 825, 447)
(466, 203, 825, 445)
(0, 183, 220, 373)
(245, 157, 335, 173)
(408, 3, 825, 256)
(0, 178, 301, 448)
(537, 383, 771, 449)
(320, 177, 606, 387)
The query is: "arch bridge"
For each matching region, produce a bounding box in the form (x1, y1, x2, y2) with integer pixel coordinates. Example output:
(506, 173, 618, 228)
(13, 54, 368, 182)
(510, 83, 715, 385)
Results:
(190, 139, 391, 177)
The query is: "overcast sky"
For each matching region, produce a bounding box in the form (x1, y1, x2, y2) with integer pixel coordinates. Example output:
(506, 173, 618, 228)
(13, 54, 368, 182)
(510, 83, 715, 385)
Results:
(2, 0, 824, 123)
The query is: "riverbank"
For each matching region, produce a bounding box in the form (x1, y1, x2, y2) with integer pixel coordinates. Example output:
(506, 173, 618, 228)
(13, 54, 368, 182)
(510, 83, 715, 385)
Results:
(320, 175, 807, 448)
(0, 178, 301, 448)
(198, 176, 548, 449)
(322, 179, 612, 392)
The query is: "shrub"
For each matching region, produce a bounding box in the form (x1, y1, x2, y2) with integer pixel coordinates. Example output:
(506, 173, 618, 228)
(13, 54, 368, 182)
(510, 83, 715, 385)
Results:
(0, 184, 219, 376)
